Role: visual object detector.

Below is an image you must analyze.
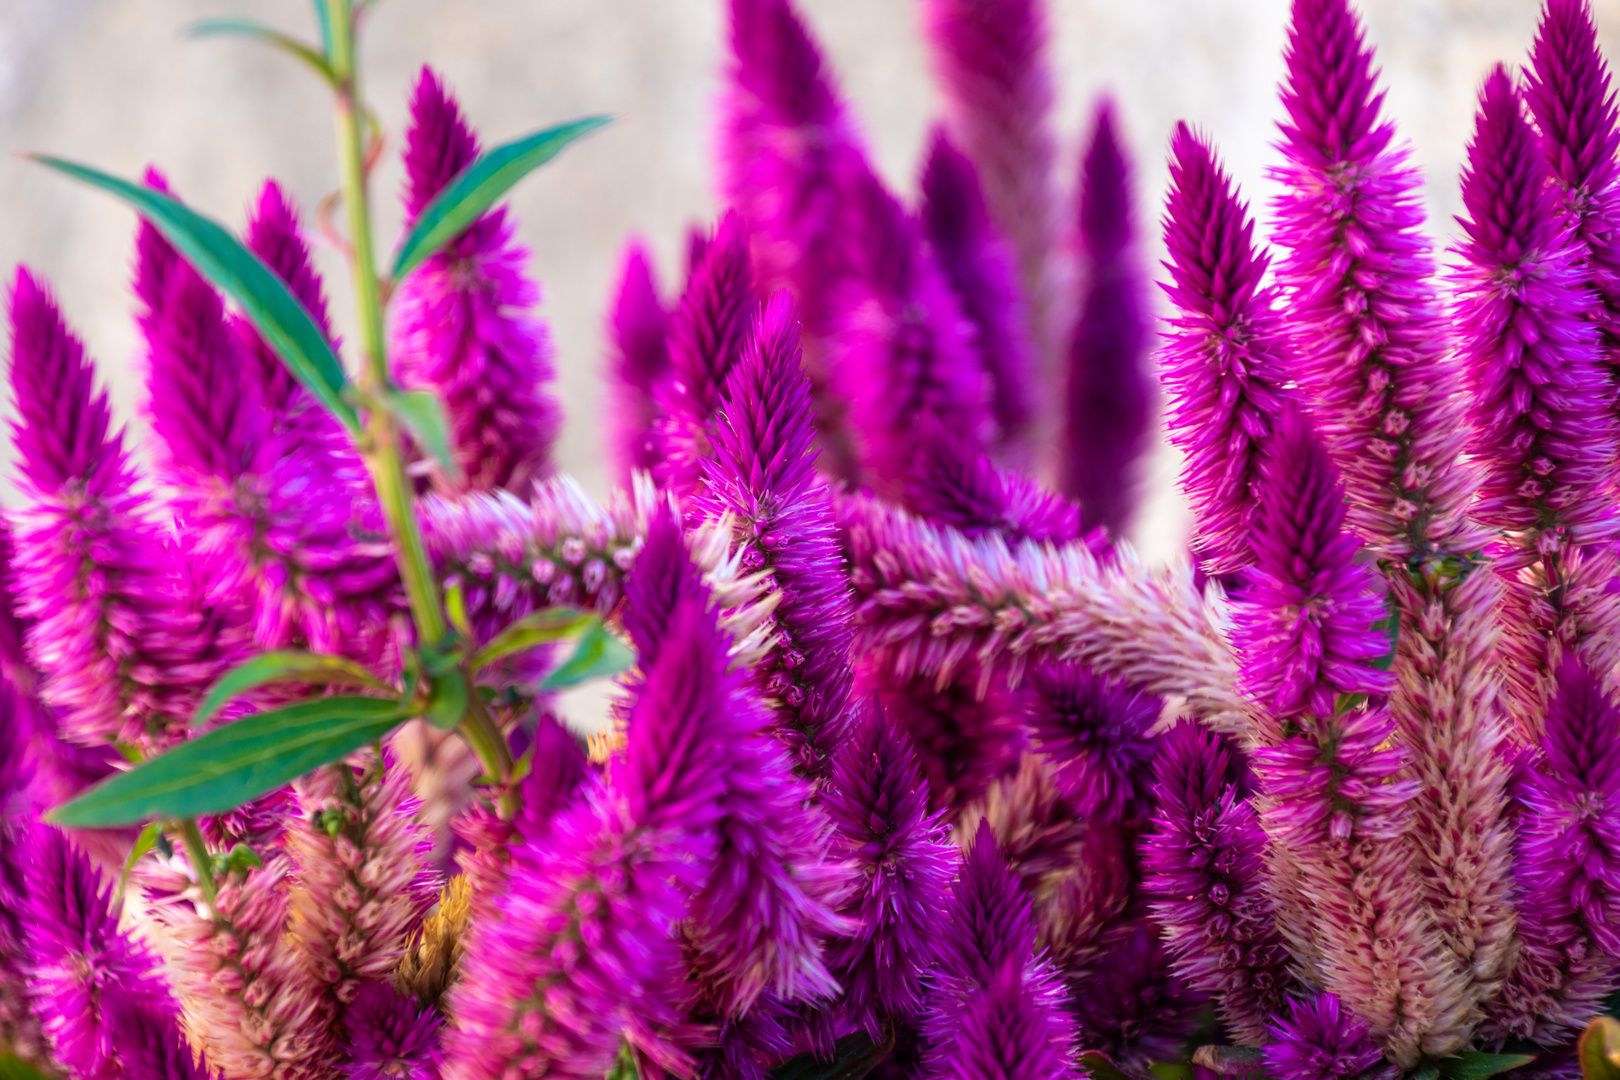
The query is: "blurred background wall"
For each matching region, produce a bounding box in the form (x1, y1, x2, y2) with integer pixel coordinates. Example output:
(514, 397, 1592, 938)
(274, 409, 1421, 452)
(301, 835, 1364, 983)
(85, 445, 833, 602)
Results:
(1, 0, 1616, 561)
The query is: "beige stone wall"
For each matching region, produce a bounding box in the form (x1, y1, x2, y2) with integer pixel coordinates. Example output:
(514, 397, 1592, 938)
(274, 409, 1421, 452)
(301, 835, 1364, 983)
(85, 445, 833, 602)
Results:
(1, 0, 1615, 561)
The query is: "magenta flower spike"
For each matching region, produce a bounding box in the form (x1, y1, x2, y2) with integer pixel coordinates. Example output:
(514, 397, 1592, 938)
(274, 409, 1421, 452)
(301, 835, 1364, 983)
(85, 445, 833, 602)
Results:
(106, 997, 215, 1080)
(654, 211, 759, 502)
(1066, 918, 1202, 1071)
(1022, 662, 1159, 825)
(822, 705, 959, 1037)
(0, 675, 44, 1071)
(392, 67, 562, 495)
(699, 293, 857, 775)
(917, 0, 1062, 374)
(1525, 0, 1620, 380)
(1159, 123, 1291, 576)
(19, 824, 179, 1079)
(605, 239, 672, 484)
(1270, 0, 1476, 559)
(1484, 657, 1620, 1046)
(919, 127, 1038, 465)
(1144, 722, 1294, 1046)
(6, 267, 227, 749)
(1264, 994, 1393, 1080)
(342, 981, 444, 1080)
(1063, 98, 1152, 539)
(939, 955, 1080, 1080)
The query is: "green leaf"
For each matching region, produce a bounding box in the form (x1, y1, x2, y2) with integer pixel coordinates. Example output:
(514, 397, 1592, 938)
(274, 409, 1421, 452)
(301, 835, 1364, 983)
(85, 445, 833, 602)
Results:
(1081, 1052, 1153, 1080)
(769, 1028, 892, 1080)
(424, 670, 469, 732)
(470, 608, 595, 670)
(539, 620, 635, 690)
(605, 1043, 641, 1080)
(391, 115, 612, 280)
(196, 651, 393, 726)
(1581, 1017, 1620, 1080)
(28, 156, 358, 433)
(1439, 1052, 1536, 1080)
(382, 389, 463, 483)
(50, 696, 403, 827)
(187, 19, 337, 87)
(1371, 598, 1400, 672)
(312, 0, 333, 55)
(116, 821, 163, 903)
(0, 1055, 53, 1080)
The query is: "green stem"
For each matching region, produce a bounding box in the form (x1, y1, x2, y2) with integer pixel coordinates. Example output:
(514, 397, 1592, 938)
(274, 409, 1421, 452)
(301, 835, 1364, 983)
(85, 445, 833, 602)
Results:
(461, 681, 516, 812)
(176, 819, 219, 912)
(325, 0, 447, 648)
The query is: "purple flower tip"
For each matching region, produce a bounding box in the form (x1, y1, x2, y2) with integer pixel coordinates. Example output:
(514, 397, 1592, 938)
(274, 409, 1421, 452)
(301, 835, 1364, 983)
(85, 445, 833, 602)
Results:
(343, 980, 444, 1080)
(1526, 0, 1619, 198)
(404, 66, 480, 224)
(606, 239, 672, 481)
(1264, 994, 1391, 1080)
(1023, 662, 1160, 823)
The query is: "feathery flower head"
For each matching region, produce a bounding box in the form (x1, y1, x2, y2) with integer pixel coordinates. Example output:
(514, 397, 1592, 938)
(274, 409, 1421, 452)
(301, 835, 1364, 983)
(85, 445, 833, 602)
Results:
(1454, 64, 1616, 545)
(1159, 123, 1291, 575)
(1023, 662, 1159, 823)
(940, 955, 1078, 1080)
(1265, 994, 1392, 1080)
(343, 981, 444, 1080)
(514, 711, 590, 846)
(393, 66, 561, 494)
(1065, 97, 1152, 538)
(1232, 408, 1393, 725)
(605, 239, 672, 482)
(1251, 704, 1413, 848)
(105, 997, 214, 1080)
(919, 126, 1037, 461)
(1067, 919, 1201, 1071)
(1526, 0, 1620, 214)
(822, 704, 959, 1036)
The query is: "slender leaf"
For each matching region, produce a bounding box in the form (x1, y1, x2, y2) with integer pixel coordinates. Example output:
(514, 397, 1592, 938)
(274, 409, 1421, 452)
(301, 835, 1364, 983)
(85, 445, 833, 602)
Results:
(28, 156, 358, 432)
(770, 1029, 891, 1080)
(1081, 1052, 1154, 1080)
(196, 651, 394, 726)
(383, 389, 463, 482)
(392, 116, 612, 280)
(312, 0, 333, 56)
(0, 1055, 52, 1080)
(188, 19, 337, 86)
(605, 1043, 641, 1080)
(539, 620, 635, 690)
(470, 608, 595, 670)
(116, 821, 163, 903)
(424, 670, 468, 732)
(1580, 1018, 1620, 1080)
(50, 696, 403, 827)
(1439, 1053, 1536, 1080)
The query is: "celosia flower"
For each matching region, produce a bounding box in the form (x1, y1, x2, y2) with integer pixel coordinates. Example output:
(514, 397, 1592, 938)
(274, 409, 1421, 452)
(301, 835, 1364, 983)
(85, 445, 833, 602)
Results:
(1484, 657, 1620, 1046)
(939, 956, 1079, 1080)
(822, 704, 959, 1036)
(343, 981, 443, 1080)
(1063, 98, 1151, 538)
(1023, 661, 1159, 824)
(1158, 123, 1291, 576)
(392, 67, 561, 494)
(903, 415, 1087, 546)
(919, 128, 1037, 463)
(605, 239, 671, 483)
(1525, 0, 1620, 373)
(654, 211, 758, 502)
(917, 0, 1061, 369)
(20, 824, 178, 1079)
(699, 292, 856, 775)
(1144, 722, 1293, 1045)
(1230, 408, 1392, 728)
(288, 751, 430, 1005)
(7, 267, 227, 748)
(1264, 994, 1392, 1080)
(1066, 918, 1201, 1071)
(1270, 0, 1476, 558)
(104, 997, 213, 1080)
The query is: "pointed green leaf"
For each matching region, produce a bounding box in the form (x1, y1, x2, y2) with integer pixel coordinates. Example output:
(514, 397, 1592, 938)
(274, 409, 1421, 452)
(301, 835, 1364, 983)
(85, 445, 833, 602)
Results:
(196, 651, 393, 727)
(605, 1043, 641, 1080)
(1081, 1052, 1153, 1080)
(470, 608, 595, 670)
(1581, 1018, 1620, 1080)
(28, 156, 358, 433)
(1440, 1053, 1536, 1080)
(0, 1055, 53, 1080)
(391, 115, 612, 280)
(49, 696, 403, 827)
(538, 620, 635, 690)
(424, 670, 469, 732)
(312, 0, 333, 56)
(188, 19, 336, 87)
(383, 389, 463, 483)
(769, 1028, 891, 1080)
(116, 821, 163, 903)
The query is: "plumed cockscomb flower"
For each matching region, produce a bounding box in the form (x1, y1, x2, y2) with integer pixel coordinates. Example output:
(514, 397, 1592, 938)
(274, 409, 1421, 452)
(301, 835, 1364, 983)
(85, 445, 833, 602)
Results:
(1270, 0, 1478, 559)
(343, 981, 443, 1080)
(1264, 994, 1392, 1080)
(20, 824, 178, 1080)
(655, 211, 759, 502)
(1066, 919, 1201, 1071)
(1526, 0, 1620, 374)
(1064, 98, 1152, 539)
(1022, 662, 1159, 824)
(937, 955, 1079, 1080)
(1144, 722, 1293, 1045)
(392, 67, 561, 494)
(919, 127, 1037, 464)
(1484, 657, 1620, 1046)
(605, 239, 672, 483)
(1454, 65, 1617, 547)
(287, 751, 430, 1006)
(1231, 408, 1392, 729)
(105, 997, 214, 1080)
(7, 267, 228, 749)
(700, 293, 856, 775)
(918, 0, 1062, 370)
(822, 704, 959, 1036)
(1159, 123, 1292, 576)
